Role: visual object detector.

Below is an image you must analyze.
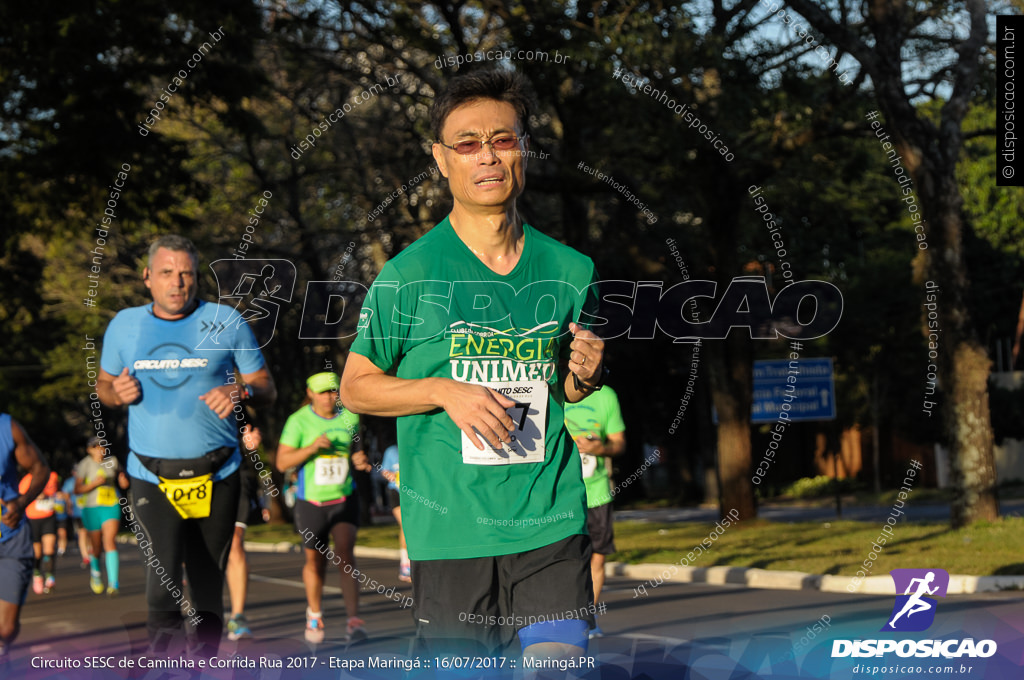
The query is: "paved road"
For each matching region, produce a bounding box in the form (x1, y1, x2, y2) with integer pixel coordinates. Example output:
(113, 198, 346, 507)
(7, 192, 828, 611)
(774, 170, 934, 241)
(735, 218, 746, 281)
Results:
(10, 545, 1023, 679)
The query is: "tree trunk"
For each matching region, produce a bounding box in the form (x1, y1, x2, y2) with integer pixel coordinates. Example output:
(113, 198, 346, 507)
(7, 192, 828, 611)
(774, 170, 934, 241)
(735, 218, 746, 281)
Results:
(914, 161, 999, 527)
(708, 334, 757, 521)
(788, 0, 996, 531)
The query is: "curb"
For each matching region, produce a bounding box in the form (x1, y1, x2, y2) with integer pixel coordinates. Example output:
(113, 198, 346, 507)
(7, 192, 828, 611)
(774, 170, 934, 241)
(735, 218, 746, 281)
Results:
(608, 562, 1024, 594)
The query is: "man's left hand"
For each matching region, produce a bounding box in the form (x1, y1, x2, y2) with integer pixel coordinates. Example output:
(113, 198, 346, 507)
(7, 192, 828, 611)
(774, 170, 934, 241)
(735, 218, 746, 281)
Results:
(199, 385, 242, 419)
(568, 322, 604, 386)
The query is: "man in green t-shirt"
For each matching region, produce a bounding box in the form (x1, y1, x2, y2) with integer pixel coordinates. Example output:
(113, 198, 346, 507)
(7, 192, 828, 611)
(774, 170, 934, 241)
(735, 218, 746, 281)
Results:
(564, 386, 626, 638)
(340, 69, 608, 658)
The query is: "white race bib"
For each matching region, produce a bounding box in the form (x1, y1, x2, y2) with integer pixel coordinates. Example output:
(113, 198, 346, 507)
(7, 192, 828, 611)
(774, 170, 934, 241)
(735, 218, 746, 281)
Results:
(34, 497, 55, 513)
(461, 380, 548, 465)
(314, 455, 349, 486)
(581, 453, 599, 478)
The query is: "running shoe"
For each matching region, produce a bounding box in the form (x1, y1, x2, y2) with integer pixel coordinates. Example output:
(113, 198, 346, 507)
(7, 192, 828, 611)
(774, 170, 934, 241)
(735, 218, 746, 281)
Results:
(32, 571, 43, 595)
(304, 609, 325, 644)
(90, 570, 104, 595)
(44, 574, 55, 593)
(346, 616, 367, 643)
(398, 562, 412, 583)
(106, 585, 119, 597)
(588, 624, 605, 639)
(227, 613, 252, 641)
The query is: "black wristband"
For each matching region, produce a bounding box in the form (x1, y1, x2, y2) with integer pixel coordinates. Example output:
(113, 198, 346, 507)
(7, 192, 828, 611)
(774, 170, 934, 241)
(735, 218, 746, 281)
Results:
(573, 365, 609, 393)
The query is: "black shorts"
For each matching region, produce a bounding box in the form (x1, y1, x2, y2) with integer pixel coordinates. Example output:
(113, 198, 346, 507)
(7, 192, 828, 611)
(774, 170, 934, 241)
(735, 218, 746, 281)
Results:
(293, 497, 359, 548)
(387, 488, 401, 511)
(586, 502, 616, 555)
(411, 534, 594, 654)
(29, 515, 57, 541)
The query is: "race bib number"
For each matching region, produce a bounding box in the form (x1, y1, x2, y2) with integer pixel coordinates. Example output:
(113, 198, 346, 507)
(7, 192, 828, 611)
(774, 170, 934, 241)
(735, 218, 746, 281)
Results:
(314, 455, 349, 486)
(96, 486, 118, 507)
(158, 474, 213, 519)
(581, 453, 599, 478)
(461, 380, 547, 465)
(34, 497, 55, 513)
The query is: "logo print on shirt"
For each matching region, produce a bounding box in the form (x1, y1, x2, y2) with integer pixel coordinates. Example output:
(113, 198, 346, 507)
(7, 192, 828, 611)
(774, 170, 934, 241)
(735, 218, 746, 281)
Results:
(132, 343, 208, 390)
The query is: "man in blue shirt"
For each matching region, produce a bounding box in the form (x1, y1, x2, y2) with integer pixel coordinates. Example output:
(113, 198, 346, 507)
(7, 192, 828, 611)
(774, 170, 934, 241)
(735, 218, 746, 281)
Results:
(96, 235, 276, 657)
(0, 414, 50, 672)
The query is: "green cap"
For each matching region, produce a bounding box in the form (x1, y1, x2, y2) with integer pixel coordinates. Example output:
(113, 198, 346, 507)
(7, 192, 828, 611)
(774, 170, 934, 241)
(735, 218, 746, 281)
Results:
(307, 372, 340, 393)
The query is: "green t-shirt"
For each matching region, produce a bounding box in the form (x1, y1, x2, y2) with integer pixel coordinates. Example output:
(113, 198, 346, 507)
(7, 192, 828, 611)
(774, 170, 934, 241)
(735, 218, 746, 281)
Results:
(351, 217, 599, 560)
(564, 386, 626, 508)
(279, 405, 360, 504)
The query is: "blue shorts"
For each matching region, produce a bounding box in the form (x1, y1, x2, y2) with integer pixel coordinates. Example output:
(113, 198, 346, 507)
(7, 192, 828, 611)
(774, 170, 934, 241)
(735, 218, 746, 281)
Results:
(0, 523, 34, 605)
(82, 505, 122, 532)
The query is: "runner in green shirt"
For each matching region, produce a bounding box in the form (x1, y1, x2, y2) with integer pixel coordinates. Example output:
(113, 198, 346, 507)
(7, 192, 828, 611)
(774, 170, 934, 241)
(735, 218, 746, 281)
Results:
(564, 385, 626, 637)
(276, 371, 370, 644)
(341, 68, 608, 659)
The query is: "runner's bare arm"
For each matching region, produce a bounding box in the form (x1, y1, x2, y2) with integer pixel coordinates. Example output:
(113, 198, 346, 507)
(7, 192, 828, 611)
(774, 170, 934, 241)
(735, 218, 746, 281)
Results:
(575, 431, 626, 457)
(351, 450, 372, 472)
(73, 475, 103, 495)
(275, 435, 332, 472)
(96, 367, 141, 407)
(239, 367, 276, 408)
(349, 430, 372, 472)
(339, 352, 517, 450)
(4, 420, 50, 529)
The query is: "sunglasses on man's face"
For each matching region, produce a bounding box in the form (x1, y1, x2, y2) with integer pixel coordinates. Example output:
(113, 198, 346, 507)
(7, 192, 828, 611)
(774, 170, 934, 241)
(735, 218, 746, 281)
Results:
(437, 133, 527, 156)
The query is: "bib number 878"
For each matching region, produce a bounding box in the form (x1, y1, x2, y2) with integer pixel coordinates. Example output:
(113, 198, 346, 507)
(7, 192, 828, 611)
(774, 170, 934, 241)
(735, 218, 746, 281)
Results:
(172, 485, 207, 501)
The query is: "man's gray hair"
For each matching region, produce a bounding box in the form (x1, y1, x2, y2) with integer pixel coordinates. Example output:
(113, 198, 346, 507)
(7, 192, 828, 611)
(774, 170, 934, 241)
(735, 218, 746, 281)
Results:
(148, 235, 199, 270)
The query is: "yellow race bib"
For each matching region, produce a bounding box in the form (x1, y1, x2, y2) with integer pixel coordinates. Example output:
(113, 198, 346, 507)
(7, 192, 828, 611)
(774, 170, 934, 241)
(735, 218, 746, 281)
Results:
(96, 485, 118, 507)
(158, 474, 213, 519)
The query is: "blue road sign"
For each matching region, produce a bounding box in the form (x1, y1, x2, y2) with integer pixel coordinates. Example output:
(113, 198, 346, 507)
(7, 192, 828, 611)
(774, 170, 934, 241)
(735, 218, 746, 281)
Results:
(752, 358, 836, 423)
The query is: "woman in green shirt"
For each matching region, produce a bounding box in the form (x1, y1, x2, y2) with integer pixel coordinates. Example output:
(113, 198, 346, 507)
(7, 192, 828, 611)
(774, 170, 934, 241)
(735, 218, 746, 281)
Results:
(276, 372, 370, 645)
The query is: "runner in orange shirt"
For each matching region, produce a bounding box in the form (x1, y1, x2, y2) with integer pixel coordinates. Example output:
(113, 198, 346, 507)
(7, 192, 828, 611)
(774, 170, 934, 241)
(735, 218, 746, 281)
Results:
(18, 470, 59, 594)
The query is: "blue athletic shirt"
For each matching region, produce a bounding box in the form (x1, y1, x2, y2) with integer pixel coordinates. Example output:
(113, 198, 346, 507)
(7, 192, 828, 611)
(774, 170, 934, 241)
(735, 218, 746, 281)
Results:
(61, 476, 79, 518)
(0, 413, 26, 541)
(100, 301, 265, 484)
